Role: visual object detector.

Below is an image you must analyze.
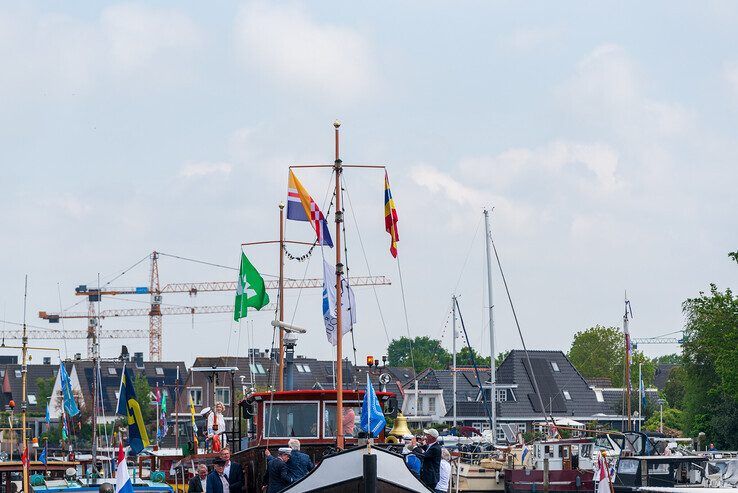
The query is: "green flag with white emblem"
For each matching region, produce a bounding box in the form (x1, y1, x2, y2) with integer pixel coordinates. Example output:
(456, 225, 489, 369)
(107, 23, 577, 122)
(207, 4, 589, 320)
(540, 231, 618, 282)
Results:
(234, 252, 270, 320)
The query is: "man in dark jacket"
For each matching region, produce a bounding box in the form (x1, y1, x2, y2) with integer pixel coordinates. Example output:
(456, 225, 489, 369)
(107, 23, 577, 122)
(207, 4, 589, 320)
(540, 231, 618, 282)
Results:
(415, 429, 442, 489)
(188, 464, 209, 493)
(264, 448, 292, 493)
(285, 439, 313, 481)
(206, 459, 230, 493)
(220, 448, 245, 493)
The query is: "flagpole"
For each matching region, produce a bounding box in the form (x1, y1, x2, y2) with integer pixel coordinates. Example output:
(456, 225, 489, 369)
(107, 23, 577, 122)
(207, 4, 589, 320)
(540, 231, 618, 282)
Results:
(278, 203, 285, 391)
(21, 275, 29, 493)
(624, 295, 632, 432)
(334, 120, 345, 450)
(638, 362, 642, 432)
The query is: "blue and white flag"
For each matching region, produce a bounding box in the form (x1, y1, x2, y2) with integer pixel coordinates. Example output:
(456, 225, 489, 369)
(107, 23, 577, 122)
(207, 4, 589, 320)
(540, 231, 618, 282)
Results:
(116, 442, 134, 493)
(322, 259, 356, 346)
(360, 374, 386, 438)
(39, 443, 47, 465)
(639, 374, 647, 410)
(59, 363, 80, 417)
(45, 403, 50, 426)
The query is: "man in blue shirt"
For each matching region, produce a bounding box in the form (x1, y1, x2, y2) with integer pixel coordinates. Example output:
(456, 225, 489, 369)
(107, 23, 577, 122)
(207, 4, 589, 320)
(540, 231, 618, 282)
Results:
(285, 439, 314, 481)
(264, 448, 292, 493)
(402, 435, 421, 478)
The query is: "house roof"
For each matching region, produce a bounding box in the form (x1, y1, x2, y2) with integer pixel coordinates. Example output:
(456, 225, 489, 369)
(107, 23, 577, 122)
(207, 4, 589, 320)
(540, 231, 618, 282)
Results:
(653, 364, 678, 390)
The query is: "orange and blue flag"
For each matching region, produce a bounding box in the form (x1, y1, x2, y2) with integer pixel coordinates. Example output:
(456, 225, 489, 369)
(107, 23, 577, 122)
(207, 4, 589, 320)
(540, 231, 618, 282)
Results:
(287, 170, 333, 247)
(384, 171, 399, 257)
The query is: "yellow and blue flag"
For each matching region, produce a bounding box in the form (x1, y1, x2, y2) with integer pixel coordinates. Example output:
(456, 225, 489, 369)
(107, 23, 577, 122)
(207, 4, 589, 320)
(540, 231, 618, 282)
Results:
(287, 170, 333, 247)
(116, 368, 150, 454)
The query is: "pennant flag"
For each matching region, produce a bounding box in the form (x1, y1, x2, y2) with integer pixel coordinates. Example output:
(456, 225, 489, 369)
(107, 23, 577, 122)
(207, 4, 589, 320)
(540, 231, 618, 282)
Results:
(61, 410, 68, 441)
(45, 403, 50, 426)
(234, 253, 270, 321)
(2, 368, 10, 394)
(21, 445, 29, 469)
(360, 374, 386, 438)
(116, 368, 150, 455)
(189, 394, 199, 450)
(59, 363, 80, 417)
(287, 170, 333, 247)
(157, 392, 168, 441)
(116, 442, 135, 493)
(322, 259, 356, 346)
(640, 374, 647, 411)
(383, 171, 399, 258)
(39, 443, 48, 465)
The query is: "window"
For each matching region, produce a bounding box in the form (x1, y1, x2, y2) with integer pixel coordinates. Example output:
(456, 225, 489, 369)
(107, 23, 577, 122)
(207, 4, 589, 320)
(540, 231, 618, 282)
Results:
(323, 402, 363, 438)
(155, 367, 164, 376)
(428, 396, 436, 413)
(216, 387, 231, 406)
(496, 389, 508, 402)
(189, 388, 203, 406)
(14, 370, 21, 378)
(302, 364, 311, 373)
(496, 424, 505, 441)
(264, 402, 319, 438)
(28, 395, 37, 405)
(108, 368, 117, 375)
(563, 390, 571, 400)
(0, 370, 4, 377)
(250, 363, 266, 374)
(594, 390, 604, 402)
(551, 362, 560, 372)
(296, 364, 304, 373)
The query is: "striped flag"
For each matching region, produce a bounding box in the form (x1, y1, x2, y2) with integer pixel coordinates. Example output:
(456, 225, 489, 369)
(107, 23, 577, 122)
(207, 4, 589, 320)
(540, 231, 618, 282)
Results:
(115, 442, 134, 493)
(384, 171, 399, 257)
(287, 170, 333, 247)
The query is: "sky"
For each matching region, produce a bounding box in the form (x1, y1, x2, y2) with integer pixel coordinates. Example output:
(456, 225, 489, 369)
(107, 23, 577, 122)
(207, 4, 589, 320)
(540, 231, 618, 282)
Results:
(0, 1, 736, 367)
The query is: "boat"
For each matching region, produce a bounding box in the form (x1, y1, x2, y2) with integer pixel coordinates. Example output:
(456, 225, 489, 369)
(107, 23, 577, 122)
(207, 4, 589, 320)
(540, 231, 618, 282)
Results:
(613, 455, 711, 492)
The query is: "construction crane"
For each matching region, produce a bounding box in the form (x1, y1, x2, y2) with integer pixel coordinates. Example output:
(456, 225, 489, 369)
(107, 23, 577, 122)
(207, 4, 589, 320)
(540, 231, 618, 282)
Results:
(0, 328, 147, 341)
(631, 336, 683, 348)
(42, 251, 392, 361)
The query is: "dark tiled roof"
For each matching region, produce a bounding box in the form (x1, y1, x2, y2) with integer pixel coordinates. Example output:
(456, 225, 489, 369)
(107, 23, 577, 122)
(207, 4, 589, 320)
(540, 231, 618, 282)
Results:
(653, 364, 678, 390)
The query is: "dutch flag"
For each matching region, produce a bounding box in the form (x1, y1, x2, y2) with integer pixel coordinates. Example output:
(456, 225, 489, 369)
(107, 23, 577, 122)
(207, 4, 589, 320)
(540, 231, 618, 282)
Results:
(116, 442, 134, 493)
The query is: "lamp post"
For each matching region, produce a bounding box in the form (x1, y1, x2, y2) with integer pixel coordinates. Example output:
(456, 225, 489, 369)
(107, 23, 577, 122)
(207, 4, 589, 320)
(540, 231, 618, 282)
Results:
(658, 399, 665, 434)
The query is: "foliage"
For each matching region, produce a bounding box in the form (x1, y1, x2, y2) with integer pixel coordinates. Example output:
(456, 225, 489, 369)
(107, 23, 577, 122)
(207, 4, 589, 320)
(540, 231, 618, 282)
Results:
(663, 366, 686, 409)
(654, 354, 682, 365)
(34, 376, 55, 417)
(388, 337, 451, 372)
(133, 372, 154, 425)
(681, 283, 738, 448)
(495, 351, 510, 368)
(567, 325, 656, 387)
(456, 347, 491, 368)
(643, 406, 684, 434)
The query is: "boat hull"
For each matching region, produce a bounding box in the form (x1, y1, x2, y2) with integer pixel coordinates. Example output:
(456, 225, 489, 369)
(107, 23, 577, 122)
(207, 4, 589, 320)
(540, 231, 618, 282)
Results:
(505, 468, 594, 493)
(453, 462, 506, 492)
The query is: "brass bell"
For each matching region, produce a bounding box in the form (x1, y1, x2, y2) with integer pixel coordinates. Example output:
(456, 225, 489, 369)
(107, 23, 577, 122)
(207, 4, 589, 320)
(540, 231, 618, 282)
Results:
(389, 412, 412, 437)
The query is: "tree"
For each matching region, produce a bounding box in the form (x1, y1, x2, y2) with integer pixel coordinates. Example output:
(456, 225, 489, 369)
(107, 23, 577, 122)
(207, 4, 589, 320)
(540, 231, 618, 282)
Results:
(387, 336, 450, 372)
(643, 407, 684, 436)
(35, 376, 55, 416)
(567, 325, 655, 388)
(663, 366, 686, 409)
(495, 351, 510, 368)
(133, 372, 154, 424)
(456, 347, 491, 368)
(654, 354, 682, 365)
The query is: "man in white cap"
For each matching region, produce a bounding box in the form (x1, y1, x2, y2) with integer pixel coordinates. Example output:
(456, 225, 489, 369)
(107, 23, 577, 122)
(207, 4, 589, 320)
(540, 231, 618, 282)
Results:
(414, 428, 442, 489)
(264, 448, 292, 493)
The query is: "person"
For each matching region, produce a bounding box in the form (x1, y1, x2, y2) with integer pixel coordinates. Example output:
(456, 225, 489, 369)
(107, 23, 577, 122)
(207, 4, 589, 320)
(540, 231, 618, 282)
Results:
(342, 407, 356, 437)
(285, 439, 314, 481)
(414, 428, 442, 489)
(264, 448, 292, 493)
(220, 448, 244, 493)
(206, 459, 230, 493)
(709, 443, 717, 451)
(188, 464, 209, 493)
(207, 402, 227, 452)
(401, 434, 421, 478)
(434, 448, 451, 493)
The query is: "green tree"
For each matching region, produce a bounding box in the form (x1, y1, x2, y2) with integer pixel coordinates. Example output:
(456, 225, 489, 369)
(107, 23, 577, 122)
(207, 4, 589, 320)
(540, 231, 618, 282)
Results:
(643, 406, 684, 436)
(663, 366, 686, 409)
(654, 354, 682, 365)
(567, 325, 655, 388)
(681, 282, 738, 447)
(387, 336, 451, 372)
(133, 372, 154, 424)
(456, 347, 491, 368)
(35, 376, 55, 416)
(495, 351, 510, 368)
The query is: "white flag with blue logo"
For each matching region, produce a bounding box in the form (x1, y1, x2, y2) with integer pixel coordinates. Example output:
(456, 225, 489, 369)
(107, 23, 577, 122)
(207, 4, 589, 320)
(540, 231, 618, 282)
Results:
(322, 259, 356, 346)
(360, 374, 386, 438)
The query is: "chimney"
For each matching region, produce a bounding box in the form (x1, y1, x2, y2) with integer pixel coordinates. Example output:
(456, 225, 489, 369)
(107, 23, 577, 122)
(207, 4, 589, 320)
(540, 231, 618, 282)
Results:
(43, 357, 51, 365)
(133, 352, 145, 368)
(74, 353, 81, 360)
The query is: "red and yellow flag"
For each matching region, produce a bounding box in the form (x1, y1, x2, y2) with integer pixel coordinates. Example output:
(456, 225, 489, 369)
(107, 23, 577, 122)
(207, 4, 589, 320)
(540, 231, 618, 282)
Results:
(384, 171, 399, 257)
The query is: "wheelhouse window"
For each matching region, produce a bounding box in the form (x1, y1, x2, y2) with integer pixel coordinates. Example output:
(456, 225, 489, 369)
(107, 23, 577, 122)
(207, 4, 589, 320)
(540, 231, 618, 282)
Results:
(216, 387, 231, 406)
(323, 402, 363, 438)
(189, 388, 203, 406)
(264, 402, 319, 438)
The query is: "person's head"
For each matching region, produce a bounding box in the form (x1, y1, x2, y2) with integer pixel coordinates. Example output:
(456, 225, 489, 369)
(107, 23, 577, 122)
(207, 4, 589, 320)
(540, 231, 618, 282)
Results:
(423, 428, 439, 444)
(441, 448, 451, 461)
(215, 401, 225, 413)
(213, 459, 225, 474)
(288, 438, 301, 451)
(219, 448, 231, 462)
(277, 448, 291, 462)
(197, 464, 208, 478)
(710, 443, 715, 449)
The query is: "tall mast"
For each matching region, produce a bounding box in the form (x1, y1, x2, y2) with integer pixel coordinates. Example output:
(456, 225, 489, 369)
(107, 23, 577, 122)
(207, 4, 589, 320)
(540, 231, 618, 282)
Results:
(278, 203, 285, 391)
(483, 209, 497, 440)
(624, 294, 632, 431)
(333, 120, 345, 449)
(21, 275, 29, 493)
(452, 296, 457, 428)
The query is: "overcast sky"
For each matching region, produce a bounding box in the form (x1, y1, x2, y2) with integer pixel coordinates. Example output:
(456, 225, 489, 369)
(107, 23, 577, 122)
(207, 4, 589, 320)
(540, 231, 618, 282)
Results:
(1, 1, 736, 367)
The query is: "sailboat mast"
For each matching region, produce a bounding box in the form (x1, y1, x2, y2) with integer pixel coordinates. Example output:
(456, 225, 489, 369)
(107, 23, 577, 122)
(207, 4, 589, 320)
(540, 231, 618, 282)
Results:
(21, 275, 29, 493)
(278, 203, 285, 391)
(333, 120, 345, 449)
(452, 296, 457, 428)
(483, 209, 497, 440)
(624, 295, 631, 431)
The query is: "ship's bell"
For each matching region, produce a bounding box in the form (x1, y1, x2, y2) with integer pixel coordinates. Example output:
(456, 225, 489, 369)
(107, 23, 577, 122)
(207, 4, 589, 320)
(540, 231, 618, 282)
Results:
(389, 412, 412, 437)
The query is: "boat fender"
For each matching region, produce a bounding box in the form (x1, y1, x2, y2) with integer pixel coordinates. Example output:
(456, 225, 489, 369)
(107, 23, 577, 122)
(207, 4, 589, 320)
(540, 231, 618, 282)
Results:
(30, 474, 46, 486)
(385, 435, 399, 444)
(99, 482, 114, 493)
(151, 471, 166, 483)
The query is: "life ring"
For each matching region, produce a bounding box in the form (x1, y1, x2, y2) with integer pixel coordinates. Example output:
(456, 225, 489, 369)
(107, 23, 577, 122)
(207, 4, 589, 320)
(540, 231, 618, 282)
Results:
(385, 435, 399, 444)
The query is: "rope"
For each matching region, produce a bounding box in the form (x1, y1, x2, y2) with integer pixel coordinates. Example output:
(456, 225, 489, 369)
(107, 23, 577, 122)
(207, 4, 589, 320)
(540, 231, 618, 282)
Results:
(337, 177, 357, 367)
(395, 257, 416, 374)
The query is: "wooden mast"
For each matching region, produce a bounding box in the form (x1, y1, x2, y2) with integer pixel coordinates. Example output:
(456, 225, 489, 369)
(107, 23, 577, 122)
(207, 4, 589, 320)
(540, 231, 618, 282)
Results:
(278, 203, 285, 391)
(21, 275, 29, 493)
(624, 295, 632, 431)
(334, 120, 345, 449)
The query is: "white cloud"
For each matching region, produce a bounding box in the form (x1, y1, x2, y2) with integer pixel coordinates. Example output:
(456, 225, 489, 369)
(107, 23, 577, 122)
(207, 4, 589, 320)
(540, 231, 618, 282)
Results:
(180, 162, 233, 178)
(234, 1, 377, 101)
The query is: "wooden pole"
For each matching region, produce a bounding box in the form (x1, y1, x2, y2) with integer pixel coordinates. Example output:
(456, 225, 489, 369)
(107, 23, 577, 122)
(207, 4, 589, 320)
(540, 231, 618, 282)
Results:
(278, 203, 285, 391)
(21, 275, 29, 493)
(334, 120, 344, 450)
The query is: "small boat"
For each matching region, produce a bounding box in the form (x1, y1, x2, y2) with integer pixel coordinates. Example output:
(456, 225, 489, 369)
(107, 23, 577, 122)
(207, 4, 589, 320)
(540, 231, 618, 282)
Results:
(613, 455, 710, 493)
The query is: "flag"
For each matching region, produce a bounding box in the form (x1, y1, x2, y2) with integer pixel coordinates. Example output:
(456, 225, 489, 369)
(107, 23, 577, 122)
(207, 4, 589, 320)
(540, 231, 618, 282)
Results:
(383, 171, 399, 258)
(59, 363, 80, 417)
(116, 368, 150, 455)
(39, 443, 47, 465)
(360, 374, 386, 438)
(2, 368, 10, 394)
(640, 374, 647, 411)
(115, 442, 135, 493)
(287, 170, 333, 247)
(596, 453, 611, 493)
(45, 403, 50, 427)
(61, 410, 68, 441)
(157, 392, 168, 441)
(234, 252, 270, 321)
(322, 259, 356, 346)
(21, 445, 29, 469)
(189, 394, 199, 450)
